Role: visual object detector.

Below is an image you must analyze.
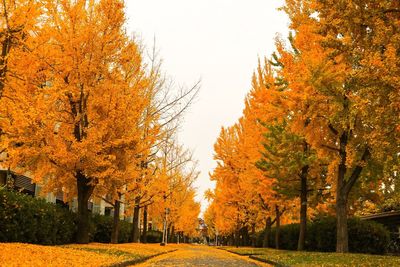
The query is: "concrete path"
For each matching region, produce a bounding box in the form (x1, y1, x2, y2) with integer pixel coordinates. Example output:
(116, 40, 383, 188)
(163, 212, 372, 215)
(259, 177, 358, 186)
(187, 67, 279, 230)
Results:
(135, 245, 269, 267)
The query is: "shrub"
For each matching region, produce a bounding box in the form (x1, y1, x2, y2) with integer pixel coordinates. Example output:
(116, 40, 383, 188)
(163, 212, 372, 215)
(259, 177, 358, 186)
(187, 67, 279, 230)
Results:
(0, 187, 154, 245)
(257, 216, 390, 254)
(0, 187, 76, 245)
(348, 218, 390, 254)
(146, 230, 163, 243)
(90, 214, 132, 243)
(307, 216, 337, 252)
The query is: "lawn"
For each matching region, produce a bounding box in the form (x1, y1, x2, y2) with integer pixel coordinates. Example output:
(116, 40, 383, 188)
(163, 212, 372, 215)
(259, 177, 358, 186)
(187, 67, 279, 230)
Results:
(0, 243, 175, 267)
(221, 247, 400, 267)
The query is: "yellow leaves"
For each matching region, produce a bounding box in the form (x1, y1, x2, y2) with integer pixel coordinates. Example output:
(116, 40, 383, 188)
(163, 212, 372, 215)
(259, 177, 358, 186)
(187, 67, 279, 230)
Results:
(0, 243, 123, 267)
(66, 242, 174, 257)
(0, 243, 179, 267)
(0, 0, 158, 205)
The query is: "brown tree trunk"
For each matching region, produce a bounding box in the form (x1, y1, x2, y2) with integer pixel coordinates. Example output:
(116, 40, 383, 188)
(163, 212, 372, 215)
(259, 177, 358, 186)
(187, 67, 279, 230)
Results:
(0, 34, 12, 98)
(111, 200, 120, 244)
(263, 217, 272, 248)
(335, 130, 370, 253)
(142, 205, 148, 243)
(251, 223, 256, 247)
(336, 131, 349, 253)
(132, 197, 141, 243)
(76, 171, 94, 244)
(235, 229, 240, 248)
(169, 225, 175, 243)
(336, 192, 348, 253)
(298, 165, 309, 251)
(275, 205, 281, 249)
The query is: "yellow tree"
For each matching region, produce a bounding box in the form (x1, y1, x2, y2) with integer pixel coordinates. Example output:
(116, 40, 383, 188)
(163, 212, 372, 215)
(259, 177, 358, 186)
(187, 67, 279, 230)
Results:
(280, 0, 400, 252)
(1, 0, 150, 243)
(0, 0, 42, 98)
(144, 135, 199, 244)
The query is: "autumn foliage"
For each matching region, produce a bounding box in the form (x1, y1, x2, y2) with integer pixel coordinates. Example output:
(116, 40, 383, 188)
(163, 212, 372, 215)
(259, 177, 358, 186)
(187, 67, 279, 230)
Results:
(206, 0, 399, 253)
(0, 0, 200, 244)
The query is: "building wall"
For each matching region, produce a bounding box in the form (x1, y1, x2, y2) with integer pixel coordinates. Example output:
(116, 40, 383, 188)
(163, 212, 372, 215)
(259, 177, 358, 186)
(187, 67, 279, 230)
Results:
(0, 169, 135, 220)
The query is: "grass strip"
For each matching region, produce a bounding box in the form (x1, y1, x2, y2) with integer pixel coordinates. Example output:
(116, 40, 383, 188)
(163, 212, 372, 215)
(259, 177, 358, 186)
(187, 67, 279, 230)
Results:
(221, 247, 400, 267)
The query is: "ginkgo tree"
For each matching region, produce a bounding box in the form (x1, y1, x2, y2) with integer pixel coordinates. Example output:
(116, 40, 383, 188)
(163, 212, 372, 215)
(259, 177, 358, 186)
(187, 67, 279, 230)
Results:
(146, 136, 200, 243)
(278, 0, 400, 252)
(0, 0, 42, 98)
(1, 0, 151, 243)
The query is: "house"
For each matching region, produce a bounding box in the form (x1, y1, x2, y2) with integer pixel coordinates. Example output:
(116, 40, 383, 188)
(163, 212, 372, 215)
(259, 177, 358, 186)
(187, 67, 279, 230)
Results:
(0, 169, 125, 219)
(361, 211, 400, 239)
(0, 169, 166, 234)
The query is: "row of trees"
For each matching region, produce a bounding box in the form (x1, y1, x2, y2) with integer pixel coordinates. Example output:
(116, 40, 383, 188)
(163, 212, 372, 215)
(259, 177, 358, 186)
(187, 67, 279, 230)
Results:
(205, 0, 399, 253)
(0, 0, 200, 243)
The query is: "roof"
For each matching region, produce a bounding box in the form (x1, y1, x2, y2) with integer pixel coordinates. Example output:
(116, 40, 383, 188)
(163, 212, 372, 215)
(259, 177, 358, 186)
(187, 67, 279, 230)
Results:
(360, 211, 400, 220)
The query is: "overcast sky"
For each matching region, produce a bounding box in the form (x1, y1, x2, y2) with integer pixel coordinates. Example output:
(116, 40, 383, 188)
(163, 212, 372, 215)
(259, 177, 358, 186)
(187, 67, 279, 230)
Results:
(125, 0, 289, 214)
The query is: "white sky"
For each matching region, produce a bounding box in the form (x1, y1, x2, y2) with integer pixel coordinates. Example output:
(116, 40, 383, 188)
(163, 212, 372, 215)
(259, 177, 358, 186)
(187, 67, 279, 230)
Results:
(125, 0, 289, 214)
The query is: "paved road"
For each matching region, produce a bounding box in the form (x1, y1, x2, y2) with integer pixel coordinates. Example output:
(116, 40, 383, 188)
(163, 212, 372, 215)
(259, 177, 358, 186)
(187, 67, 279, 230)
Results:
(136, 245, 269, 267)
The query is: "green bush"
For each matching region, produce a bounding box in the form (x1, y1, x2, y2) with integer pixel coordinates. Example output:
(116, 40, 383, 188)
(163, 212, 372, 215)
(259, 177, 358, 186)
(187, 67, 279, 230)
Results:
(257, 216, 390, 254)
(90, 214, 132, 243)
(0, 187, 152, 245)
(145, 230, 162, 243)
(307, 216, 337, 252)
(0, 187, 76, 245)
(348, 218, 390, 254)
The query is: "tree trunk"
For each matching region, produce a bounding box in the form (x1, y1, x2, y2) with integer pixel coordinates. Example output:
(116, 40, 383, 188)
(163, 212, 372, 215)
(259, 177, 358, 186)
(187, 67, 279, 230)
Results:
(142, 205, 148, 243)
(251, 223, 256, 247)
(111, 200, 120, 244)
(275, 205, 281, 249)
(336, 192, 349, 253)
(243, 227, 249, 246)
(0, 34, 12, 98)
(298, 165, 309, 251)
(76, 171, 94, 244)
(170, 225, 175, 243)
(235, 229, 240, 248)
(263, 217, 272, 248)
(132, 197, 141, 243)
(336, 131, 349, 253)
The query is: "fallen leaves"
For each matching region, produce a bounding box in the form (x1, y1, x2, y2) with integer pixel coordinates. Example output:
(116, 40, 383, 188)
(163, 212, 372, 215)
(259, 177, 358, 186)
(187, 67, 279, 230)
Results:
(0, 243, 123, 267)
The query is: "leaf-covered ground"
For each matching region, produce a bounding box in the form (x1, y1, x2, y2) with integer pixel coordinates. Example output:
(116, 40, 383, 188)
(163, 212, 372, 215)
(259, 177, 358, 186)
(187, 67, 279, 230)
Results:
(222, 247, 400, 266)
(0, 243, 175, 267)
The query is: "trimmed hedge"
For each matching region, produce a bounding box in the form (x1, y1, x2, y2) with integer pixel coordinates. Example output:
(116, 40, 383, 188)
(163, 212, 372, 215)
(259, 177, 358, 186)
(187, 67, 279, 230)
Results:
(0, 187, 76, 244)
(0, 187, 136, 245)
(90, 214, 132, 243)
(145, 230, 163, 243)
(257, 216, 390, 254)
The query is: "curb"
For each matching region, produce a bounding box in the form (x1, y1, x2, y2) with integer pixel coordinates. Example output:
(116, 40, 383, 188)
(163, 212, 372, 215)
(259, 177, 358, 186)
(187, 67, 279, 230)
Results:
(217, 247, 264, 256)
(249, 255, 289, 267)
(106, 249, 178, 267)
(218, 247, 289, 267)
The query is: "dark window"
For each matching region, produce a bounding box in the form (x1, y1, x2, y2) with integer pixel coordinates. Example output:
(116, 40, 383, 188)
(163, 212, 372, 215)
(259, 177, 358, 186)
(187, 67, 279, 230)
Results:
(105, 207, 112, 216)
(56, 199, 69, 209)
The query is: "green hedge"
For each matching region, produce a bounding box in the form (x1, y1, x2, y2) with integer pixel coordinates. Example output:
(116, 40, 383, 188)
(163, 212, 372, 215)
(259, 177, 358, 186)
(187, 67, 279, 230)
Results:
(0, 187, 76, 245)
(0, 187, 135, 244)
(90, 214, 132, 243)
(145, 230, 163, 243)
(257, 216, 390, 254)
